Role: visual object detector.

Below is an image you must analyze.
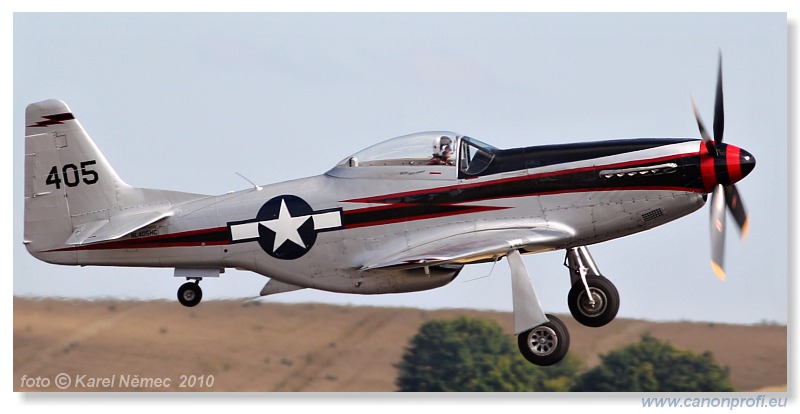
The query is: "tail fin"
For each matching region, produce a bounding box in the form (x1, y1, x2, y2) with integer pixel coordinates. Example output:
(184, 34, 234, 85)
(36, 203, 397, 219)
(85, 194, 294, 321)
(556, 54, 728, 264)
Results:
(25, 99, 131, 212)
(23, 99, 202, 264)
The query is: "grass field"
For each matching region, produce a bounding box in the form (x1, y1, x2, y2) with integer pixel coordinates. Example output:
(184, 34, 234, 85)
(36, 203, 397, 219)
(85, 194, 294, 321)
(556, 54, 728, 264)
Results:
(13, 297, 787, 392)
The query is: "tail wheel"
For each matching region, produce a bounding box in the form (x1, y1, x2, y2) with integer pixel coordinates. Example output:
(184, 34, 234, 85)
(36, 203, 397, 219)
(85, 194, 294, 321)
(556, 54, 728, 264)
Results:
(568, 275, 619, 327)
(517, 314, 570, 366)
(177, 281, 202, 307)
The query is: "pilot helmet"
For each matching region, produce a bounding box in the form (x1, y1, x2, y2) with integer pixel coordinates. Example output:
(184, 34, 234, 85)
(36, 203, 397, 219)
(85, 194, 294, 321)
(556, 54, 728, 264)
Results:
(433, 136, 453, 157)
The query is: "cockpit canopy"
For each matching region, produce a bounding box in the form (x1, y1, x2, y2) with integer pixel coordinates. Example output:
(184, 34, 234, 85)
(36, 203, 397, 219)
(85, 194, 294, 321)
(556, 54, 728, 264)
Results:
(333, 131, 498, 178)
(336, 132, 459, 168)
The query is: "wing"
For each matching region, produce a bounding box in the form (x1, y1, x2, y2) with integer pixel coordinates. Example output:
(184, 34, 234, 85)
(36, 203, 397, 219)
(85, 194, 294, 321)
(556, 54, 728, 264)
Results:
(360, 225, 574, 271)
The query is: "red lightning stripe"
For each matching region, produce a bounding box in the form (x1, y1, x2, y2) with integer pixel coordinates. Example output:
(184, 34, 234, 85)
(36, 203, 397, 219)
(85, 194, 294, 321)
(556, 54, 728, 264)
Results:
(27, 112, 75, 128)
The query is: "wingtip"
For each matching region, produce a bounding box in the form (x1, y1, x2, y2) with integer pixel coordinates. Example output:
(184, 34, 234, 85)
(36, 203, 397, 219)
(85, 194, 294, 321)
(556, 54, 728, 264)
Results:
(711, 262, 726, 281)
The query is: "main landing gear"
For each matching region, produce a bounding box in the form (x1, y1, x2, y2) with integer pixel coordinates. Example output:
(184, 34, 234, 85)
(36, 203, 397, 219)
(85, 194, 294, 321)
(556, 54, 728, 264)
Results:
(564, 246, 620, 328)
(511, 246, 620, 367)
(507, 249, 572, 367)
(517, 314, 570, 366)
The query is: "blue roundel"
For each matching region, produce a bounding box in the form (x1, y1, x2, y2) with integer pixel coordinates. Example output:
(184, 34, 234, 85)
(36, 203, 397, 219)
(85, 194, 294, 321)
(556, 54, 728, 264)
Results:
(255, 195, 317, 260)
(227, 195, 344, 261)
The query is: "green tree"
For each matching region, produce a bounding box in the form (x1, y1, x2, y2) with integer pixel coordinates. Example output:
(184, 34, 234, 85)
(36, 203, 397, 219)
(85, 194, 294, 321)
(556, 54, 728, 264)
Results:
(571, 333, 734, 392)
(396, 316, 579, 392)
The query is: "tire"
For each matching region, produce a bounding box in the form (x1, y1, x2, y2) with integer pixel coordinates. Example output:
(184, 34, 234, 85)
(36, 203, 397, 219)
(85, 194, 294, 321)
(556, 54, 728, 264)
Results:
(517, 314, 570, 366)
(568, 275, 619, 327)
(177, 281, 202, 307)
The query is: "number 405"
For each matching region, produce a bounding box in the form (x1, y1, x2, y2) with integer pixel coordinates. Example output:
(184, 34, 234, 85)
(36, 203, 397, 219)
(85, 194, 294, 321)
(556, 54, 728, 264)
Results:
(46, 160, 99, 189)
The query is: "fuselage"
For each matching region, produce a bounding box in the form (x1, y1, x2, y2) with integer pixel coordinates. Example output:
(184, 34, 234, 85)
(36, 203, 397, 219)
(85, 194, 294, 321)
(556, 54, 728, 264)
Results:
(30, 133, 755, 295)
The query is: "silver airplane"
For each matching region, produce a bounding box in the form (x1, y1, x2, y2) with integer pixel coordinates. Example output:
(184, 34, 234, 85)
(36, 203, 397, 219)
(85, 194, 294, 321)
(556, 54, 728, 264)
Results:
(22, 59, 754, 366)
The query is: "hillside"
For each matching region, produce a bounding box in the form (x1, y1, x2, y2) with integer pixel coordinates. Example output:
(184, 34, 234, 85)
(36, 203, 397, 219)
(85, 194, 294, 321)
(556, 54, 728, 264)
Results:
(13, 297, 787, 392)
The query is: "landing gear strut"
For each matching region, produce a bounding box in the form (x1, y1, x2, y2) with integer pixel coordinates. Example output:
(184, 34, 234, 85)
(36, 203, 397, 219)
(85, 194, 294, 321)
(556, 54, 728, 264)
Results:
(177, 278, 203, 307)
(564, 247, 620, 327)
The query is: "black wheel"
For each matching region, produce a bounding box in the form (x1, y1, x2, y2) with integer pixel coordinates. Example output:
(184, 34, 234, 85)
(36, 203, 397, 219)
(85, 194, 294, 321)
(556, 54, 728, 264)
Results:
(177, 281, 202, 307)
(568, 275, 619, 327)
(517, 314, 570, 366)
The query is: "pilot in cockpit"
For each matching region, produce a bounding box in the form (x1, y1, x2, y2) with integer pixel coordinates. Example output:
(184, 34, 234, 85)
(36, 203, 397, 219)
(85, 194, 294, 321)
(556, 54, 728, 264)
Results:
(428, 136, 454, 166)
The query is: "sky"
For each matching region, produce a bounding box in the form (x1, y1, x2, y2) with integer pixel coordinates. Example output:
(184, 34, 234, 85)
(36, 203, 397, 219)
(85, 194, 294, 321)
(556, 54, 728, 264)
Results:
(4, 6, 796, 413)
(9, 12, 789, 328)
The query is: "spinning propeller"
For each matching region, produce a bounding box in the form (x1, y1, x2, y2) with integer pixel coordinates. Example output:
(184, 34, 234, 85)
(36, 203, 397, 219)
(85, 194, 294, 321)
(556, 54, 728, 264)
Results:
(691, 54, 756, 280)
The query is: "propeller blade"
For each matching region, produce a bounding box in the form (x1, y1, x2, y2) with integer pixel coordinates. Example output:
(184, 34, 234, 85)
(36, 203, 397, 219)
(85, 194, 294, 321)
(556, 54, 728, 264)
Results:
(713, 53, 725, 143)
(725, 184, 750, 239)
(709, 184, 727, 280)
(692, 97, 718, 157)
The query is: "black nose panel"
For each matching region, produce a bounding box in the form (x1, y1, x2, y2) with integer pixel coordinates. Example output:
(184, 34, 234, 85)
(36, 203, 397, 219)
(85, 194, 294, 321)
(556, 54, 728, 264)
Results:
(739, 148, 756, 179)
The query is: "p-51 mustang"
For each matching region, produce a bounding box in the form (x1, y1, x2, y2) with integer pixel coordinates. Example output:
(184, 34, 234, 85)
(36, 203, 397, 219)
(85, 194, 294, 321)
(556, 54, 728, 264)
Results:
(23, 59, 754, 366)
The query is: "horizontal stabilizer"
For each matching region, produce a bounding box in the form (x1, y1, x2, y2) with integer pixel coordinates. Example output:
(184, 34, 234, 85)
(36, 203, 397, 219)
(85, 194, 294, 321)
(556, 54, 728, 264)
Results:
(66, 210, 173, 246)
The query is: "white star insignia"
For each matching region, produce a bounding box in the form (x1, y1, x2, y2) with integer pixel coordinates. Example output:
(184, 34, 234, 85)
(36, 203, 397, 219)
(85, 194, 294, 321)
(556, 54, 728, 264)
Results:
(259, 199, 311, 252)
(228, 196, 343, 259)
